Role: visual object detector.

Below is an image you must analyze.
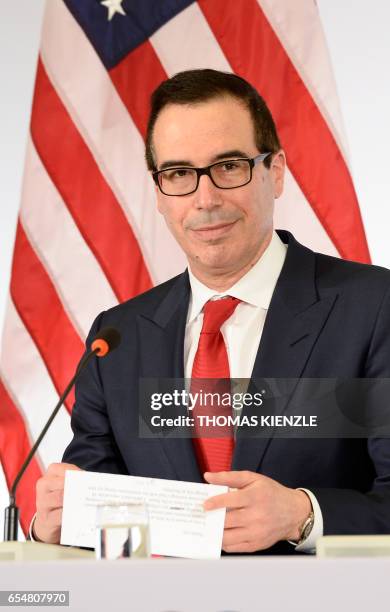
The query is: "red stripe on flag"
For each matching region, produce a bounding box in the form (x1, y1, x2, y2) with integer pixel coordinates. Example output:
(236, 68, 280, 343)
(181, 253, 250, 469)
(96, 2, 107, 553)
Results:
(10, 221, 84, 412)
(31, 58, 152, 302)
(110, 40, 166, 139)
(0, 377, 43, 536)
(199, 0, 370, 263)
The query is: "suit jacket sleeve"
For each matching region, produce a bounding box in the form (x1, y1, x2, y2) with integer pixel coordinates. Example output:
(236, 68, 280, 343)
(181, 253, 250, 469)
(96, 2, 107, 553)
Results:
(311, 286, 390, 535)
(62, 312, 128, 475)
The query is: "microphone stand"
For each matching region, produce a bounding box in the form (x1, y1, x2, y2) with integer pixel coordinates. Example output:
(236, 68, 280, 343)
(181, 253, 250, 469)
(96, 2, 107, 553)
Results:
(3, 348, 99, 542)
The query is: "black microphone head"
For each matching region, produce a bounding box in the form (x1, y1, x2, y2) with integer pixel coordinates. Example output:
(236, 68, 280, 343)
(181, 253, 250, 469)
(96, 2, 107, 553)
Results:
(91, 327, 121, 357)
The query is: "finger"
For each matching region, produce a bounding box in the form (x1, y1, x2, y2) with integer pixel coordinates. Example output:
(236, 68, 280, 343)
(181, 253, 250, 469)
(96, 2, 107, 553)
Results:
(49, 508, 63, 525)
(39, 464, 81, 493)
(36, 489, 64, 513)
(46, 463, 81, 477)
(224, 508, 247, 529)
(223, 542, 252, 553)
(204, 489, 247, 511)
(33, 508, 63, 543)
(204, 470, 259, 488)
(222, 527, 249, 548)
(36, 475, 67, 496)
(43, 508, 63, 527)
(34, 508, 63, 533)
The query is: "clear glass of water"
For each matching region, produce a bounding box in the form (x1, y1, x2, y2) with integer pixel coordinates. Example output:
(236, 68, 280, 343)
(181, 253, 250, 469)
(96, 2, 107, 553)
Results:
(95, 502, 150, 560)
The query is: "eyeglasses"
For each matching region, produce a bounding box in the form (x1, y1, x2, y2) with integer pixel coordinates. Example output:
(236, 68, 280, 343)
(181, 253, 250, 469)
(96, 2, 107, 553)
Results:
(152, 153, 271, 196)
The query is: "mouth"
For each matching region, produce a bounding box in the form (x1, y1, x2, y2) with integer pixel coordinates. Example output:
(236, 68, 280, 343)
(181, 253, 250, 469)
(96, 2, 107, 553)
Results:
(190, 221, 238, 241)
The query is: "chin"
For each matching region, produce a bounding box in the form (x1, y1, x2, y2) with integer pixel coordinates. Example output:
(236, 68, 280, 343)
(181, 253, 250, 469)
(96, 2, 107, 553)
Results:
(192, 244, 232, 264)
(195, 255, 237, 274)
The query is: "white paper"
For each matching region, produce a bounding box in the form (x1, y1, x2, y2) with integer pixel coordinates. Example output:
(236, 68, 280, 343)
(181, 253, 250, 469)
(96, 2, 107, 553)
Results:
(61, 471, 227, 559)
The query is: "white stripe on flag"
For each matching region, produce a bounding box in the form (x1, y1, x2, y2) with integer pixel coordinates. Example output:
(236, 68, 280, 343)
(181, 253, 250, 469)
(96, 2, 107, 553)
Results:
(20, 138, 118, 340)
(151, 3, 230, 73)
(275, 168, 339, 256)
(257, 0, 350, 163)
(40, 0, 186, 286)
(0, 299, 72, 470)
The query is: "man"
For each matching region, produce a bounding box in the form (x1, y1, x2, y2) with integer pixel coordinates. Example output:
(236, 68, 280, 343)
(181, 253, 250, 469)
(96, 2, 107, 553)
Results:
(33, 69, 390, 554)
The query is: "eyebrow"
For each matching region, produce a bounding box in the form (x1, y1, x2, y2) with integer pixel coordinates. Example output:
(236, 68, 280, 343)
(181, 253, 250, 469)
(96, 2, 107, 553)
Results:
(158, 150, 250, 171)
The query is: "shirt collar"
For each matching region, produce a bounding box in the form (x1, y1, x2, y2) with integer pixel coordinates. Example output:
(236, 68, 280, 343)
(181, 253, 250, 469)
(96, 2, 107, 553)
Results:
(187, 231, 287, 323)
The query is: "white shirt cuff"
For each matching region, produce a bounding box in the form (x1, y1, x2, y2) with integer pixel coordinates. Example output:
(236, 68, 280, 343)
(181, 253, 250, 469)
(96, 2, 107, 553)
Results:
(293, 488, 323, 553)
(29, 512, 39, 542)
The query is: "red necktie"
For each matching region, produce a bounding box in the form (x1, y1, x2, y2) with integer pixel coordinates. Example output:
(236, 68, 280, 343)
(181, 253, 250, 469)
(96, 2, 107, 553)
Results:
(191, 297, 241, 474)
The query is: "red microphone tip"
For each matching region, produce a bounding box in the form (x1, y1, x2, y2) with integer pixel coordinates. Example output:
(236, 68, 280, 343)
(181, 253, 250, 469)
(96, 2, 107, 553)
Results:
(91, 338, 109, 357)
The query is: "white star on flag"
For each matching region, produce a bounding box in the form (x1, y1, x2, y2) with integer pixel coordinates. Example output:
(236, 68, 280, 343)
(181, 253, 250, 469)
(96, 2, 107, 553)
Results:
(100, 0, 126, 21)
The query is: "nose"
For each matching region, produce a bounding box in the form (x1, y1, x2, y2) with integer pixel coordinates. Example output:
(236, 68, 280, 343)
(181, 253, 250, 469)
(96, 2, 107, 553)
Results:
(194, 174, 223, 209)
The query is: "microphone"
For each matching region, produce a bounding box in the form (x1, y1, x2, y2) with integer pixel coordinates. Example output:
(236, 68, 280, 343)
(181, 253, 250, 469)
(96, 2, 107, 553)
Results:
(90, 326, 120, 357)
(3, 326, 121, 542)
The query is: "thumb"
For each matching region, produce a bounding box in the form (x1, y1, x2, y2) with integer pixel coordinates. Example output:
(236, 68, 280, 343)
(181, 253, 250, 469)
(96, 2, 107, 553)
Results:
(204, 470, 257, 488)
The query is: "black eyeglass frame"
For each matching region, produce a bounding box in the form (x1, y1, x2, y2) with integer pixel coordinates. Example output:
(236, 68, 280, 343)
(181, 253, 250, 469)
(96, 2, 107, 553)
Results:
(152, 152, 272, 196)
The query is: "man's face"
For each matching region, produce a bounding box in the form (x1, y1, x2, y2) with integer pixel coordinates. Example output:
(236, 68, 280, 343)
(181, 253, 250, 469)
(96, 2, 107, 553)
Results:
(152, 96, 285, 281)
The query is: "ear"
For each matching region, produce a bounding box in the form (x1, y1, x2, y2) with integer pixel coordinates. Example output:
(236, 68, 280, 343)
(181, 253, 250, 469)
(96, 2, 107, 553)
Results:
(270, 150, 286, 199)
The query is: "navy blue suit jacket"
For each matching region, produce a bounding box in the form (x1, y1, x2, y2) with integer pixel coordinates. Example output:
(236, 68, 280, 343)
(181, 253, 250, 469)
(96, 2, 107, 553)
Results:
(63, 231, 390, 553)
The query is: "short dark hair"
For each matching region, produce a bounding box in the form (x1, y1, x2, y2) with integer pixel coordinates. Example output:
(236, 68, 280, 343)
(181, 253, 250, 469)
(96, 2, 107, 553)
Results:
(145, 69, 281, 171)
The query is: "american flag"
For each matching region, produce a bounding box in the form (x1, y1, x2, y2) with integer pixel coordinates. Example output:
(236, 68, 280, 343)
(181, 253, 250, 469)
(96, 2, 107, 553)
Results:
(0, 0, 369, 536)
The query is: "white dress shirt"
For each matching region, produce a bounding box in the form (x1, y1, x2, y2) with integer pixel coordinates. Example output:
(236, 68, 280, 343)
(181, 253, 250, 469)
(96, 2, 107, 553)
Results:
(185, 231, 323, 553)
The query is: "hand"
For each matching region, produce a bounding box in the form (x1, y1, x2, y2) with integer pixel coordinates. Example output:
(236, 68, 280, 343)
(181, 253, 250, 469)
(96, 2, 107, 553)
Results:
(204, 470, 312, 553)
(33, 463, 82, 544)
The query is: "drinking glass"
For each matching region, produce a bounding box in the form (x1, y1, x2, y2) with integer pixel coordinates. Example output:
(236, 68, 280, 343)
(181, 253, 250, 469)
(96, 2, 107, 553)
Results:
(95, 502, 150, 560)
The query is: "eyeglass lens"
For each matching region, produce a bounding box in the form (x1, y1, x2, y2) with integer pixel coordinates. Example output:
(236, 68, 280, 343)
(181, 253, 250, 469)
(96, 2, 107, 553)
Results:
(158, 159, 251, 195)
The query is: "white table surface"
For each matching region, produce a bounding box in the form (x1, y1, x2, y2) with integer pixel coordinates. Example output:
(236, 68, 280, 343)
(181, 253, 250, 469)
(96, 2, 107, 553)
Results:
(1, 556, 389, 612)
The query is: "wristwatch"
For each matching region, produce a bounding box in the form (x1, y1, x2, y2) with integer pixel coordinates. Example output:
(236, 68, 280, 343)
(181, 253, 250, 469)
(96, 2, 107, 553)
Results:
(290, 511, 315, 546)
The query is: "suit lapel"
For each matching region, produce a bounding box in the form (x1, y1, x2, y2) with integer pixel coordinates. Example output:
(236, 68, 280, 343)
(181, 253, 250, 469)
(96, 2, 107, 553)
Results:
(137, 271, 203, 483)
(233, 232, 338, 472)
(135, 233, 338, 478)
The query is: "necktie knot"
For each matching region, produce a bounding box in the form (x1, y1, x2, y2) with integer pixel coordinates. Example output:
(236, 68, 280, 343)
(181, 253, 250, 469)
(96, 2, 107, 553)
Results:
(202, 297, 241, 333)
